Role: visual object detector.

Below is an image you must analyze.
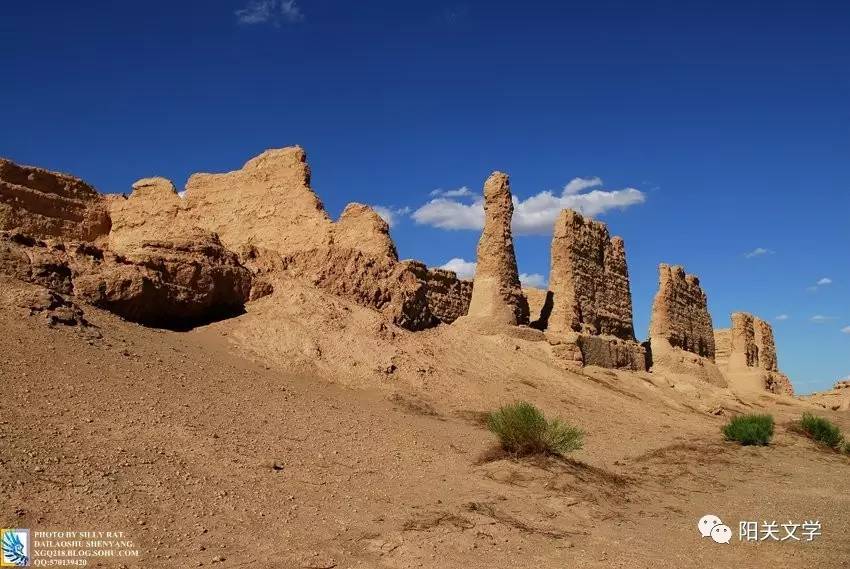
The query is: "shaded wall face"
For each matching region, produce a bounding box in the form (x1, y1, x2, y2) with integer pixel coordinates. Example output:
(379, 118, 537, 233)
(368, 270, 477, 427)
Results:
(753, 318, 778, 372)
(547, 210, 636, 340)
(730, 312, 758, 368)
(649, 265, 715, 359)
(425, 269, 472, 324)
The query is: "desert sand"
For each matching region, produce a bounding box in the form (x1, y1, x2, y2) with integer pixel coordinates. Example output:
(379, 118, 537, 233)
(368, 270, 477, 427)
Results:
(1, 150, 849, 568)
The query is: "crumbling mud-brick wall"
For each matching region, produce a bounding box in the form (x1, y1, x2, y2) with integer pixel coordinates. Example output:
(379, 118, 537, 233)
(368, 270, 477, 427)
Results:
(715, 312, 793, 395)
(424, 268, 472, 324)
(542, 209, 645, 371)
(524, 287, 553, 330)
(753, 317, 778, 372)
(180, 147, 440, 330)
(547, 209, 636, 340)
(0, 158, 111, 242)
(648, 264, 715, 360)
(729, 312, 758, 368)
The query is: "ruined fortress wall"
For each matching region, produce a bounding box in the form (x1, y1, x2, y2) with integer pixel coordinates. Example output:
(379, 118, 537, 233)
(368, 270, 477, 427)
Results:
(713, 328, 732, 368)
(465, 171, 529, 326)
(648, 264, 715, 359)
(181, 146, 334, 254)
(717, 312, 793, 395)
(0, 158, 111, 242)
(524, 287, 552, 330)
(753, 317, 778, 372)
(180, 147, 442, 330)
(547, 209, 635, 340)
(109, 177, 185, 252)
(729, 312, 758, 369)
(424, 268, 472, 324)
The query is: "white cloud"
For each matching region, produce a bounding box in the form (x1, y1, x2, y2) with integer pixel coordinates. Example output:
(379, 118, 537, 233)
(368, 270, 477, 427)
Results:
(808, 277, 834, 292)
(842, 326, 850, 334)
(439, 258, 476, 280)
(412, 177, 645, 235)
(235, 0, 304, 25)
(519, 273, 547, 288)
(810, 315, 837, 323)
(413, 198, 483, 231)
(775, 314, 789, 321)
(563, 176, 602, 195)
(429, 186, 476, 199)
(437, 258, 547, 288)
(744, 247, 774, 259)
(372, 205, 410, 228)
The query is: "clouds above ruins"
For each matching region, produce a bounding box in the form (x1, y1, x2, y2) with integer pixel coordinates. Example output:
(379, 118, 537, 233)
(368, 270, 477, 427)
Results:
(412, 177, 645, 235)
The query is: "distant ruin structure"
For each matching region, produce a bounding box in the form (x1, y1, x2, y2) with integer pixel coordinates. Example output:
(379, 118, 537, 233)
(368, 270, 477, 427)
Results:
(649, 264, 716, 359)
(715, 313, 793, 395)
(647, 264, 725, 385)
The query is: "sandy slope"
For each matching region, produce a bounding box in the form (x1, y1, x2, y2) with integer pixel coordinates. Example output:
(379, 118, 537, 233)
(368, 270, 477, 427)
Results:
(2, 277, 849, 568)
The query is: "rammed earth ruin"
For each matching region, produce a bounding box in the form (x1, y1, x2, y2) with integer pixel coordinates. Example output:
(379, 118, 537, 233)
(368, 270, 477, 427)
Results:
(0, 146, 796, 394)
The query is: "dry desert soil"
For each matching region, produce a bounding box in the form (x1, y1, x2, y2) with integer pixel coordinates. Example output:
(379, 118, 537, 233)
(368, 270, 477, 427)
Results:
(2, 276, 850, 569)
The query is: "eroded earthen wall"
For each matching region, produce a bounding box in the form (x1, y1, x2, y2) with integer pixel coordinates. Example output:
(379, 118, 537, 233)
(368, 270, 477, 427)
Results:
(716, 312, 793, 395)
(753, 317, 778, 372)
(648, 264, 715, 359)
(730, 312, 758, 368)
(424, 268, 472, 324)
(547, 209, 636, 340)
(0, 158, 110, 242)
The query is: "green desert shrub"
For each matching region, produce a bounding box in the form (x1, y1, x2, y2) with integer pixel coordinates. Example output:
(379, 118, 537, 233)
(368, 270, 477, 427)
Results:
(486, 401, 583, 457)
(797, 413, 845, 449)
(722, 414, 774, 446)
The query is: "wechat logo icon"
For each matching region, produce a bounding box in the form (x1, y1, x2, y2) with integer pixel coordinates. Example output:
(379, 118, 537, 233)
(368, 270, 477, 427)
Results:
(698, 515, 732, 544)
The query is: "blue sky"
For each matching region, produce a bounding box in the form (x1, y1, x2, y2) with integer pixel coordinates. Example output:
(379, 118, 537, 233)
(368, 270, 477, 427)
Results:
(2, 1, 848, 392)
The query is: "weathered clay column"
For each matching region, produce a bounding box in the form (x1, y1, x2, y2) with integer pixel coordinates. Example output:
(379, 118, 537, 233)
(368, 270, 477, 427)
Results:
(729, 312, 758, 369)
(753, 317, 777, 372)
(466, 171, 529, 325)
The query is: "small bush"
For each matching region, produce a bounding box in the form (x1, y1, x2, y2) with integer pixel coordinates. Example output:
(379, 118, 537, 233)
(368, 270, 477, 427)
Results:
(722, 414, 774, 446)
(797, 413, 845, 449)
(486, 401, 583, 457)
